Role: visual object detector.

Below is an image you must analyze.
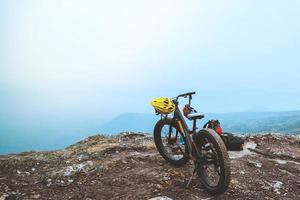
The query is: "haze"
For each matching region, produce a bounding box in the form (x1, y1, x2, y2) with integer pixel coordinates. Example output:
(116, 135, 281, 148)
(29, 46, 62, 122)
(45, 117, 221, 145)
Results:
(1, 1, 300, 153)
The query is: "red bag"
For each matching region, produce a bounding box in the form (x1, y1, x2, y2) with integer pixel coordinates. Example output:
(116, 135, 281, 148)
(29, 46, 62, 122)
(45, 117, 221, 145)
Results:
(203, 120, 222, 135)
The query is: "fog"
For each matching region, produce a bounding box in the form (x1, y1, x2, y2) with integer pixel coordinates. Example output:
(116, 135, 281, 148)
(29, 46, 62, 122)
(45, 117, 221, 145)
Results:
(1, 0, 300, 153)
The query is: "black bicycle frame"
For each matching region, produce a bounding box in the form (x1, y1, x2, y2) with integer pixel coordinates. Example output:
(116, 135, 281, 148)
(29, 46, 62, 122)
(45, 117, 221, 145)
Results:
(173, 102, 190, 132)
(172, 97, 199, 159)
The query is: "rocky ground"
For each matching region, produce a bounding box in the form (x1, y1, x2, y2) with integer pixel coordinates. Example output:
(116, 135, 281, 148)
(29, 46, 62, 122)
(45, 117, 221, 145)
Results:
(0, 133, 300, 200)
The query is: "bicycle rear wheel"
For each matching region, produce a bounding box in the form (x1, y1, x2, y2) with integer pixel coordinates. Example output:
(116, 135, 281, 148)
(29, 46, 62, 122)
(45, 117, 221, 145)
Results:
(193, 128, 230, 194)
(154, 118, 189, 166)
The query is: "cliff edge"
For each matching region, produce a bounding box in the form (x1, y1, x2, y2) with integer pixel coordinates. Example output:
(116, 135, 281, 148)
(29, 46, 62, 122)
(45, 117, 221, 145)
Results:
(0, 133, 300, 200)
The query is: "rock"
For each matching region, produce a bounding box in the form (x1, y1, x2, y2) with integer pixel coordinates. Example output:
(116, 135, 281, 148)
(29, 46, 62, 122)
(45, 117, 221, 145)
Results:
(46, 178, 52, 187)
(57, 160, 94, 177)
(155, 184, 163, 190)
(32, 194, 41, 199)
(77, 153, 89, 161)
(271, 181, 283, 194)
(162, 174, 170, 181)
(148, 197, 172, 200)
(0, 196, 7, 200)
(247, 159, 262, 168)
(262, 185, 271, 190)
(0, 132, 299, 199)
(63, 166, 75, 177)
(272, 159, 287, 164)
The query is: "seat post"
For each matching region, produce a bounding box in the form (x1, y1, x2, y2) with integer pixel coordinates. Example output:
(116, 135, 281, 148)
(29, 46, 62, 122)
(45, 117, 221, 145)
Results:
(192, 119, 197, 132)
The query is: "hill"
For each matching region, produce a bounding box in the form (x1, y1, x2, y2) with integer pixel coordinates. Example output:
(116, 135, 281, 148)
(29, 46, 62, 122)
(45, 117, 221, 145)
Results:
(99, 111, 300, 135)
(0, 133, 299, 199)
(98, 113, 157, 134)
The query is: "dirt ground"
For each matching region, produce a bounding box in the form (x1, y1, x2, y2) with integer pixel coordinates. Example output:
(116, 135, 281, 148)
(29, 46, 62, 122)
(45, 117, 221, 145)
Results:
(0, 133, 300, 200)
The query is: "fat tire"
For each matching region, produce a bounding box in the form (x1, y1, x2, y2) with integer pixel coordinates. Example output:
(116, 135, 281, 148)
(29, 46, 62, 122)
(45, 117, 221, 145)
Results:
(193, 128, 231, 194)
(154, 118, 189, 166)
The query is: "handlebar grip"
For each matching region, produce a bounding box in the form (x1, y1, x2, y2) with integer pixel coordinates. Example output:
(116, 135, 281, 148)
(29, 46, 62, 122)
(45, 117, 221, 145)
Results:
(187, 92, 196, 95)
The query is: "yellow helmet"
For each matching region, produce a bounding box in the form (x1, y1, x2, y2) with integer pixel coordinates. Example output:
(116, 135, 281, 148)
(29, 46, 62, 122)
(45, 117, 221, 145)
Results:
(151, 97, 175, 114)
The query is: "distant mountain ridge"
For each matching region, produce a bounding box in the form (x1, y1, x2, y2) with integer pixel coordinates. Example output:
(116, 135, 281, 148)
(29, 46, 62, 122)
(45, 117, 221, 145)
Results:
(99, 111, 300, 135)
(98, 113, 157, 134)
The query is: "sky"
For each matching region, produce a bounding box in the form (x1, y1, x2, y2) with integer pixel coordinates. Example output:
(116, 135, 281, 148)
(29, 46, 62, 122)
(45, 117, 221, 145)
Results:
(1, 0, 300, 124)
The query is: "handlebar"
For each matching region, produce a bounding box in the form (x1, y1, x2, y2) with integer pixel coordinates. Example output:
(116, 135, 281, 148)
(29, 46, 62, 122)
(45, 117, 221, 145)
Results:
(175, 91, 196, 105)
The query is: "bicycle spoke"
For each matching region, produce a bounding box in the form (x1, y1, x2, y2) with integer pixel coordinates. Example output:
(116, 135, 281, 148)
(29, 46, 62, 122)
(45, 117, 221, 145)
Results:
(160, 124, 186, 161)
(177, 145, 185, 155)
(215, 166, 221, 176)
(196, 136, 222, 187)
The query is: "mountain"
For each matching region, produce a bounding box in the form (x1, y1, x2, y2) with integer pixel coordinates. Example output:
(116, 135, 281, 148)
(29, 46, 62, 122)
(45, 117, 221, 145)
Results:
(98, 112, 157, 134)
(1, 132, 299, 199)
(99, 111, 300, 135)
(206, 111, 300, 134)
(2, 111, 299, 155)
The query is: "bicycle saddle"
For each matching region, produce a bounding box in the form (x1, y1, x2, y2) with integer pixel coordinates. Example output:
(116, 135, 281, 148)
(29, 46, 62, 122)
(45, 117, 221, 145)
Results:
(183, 104, 204, 120)
(186, 112, 205, 120)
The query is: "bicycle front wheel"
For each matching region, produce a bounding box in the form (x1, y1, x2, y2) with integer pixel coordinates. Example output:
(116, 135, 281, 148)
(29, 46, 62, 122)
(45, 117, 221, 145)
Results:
(193, 128, 231, 194)
(154, 118, 189, 166)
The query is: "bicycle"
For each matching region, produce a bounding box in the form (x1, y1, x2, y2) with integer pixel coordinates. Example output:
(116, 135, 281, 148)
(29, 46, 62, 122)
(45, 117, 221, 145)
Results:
(151, 92, 230, 194)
